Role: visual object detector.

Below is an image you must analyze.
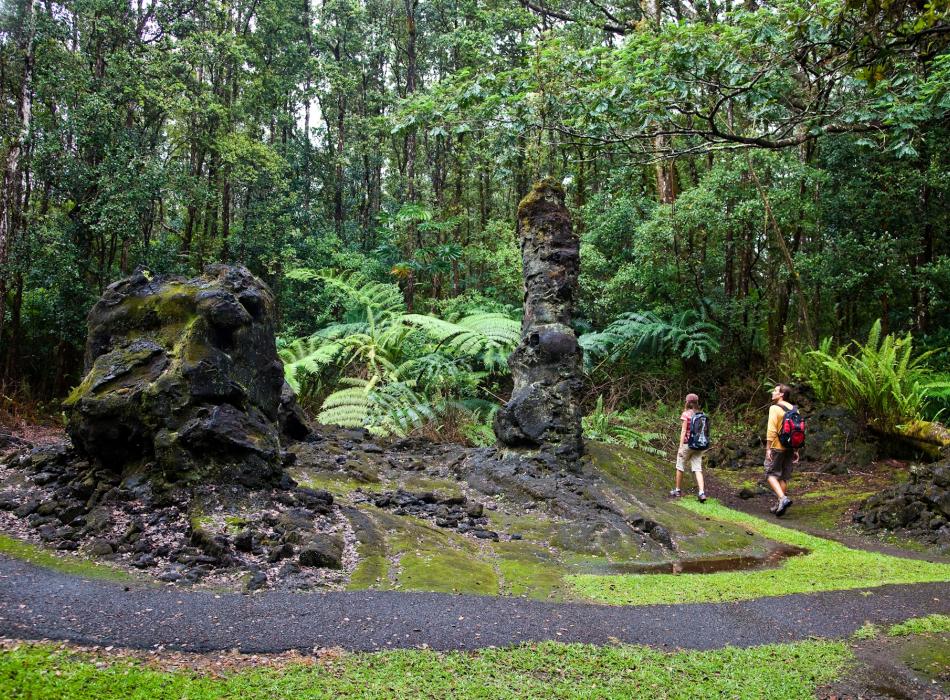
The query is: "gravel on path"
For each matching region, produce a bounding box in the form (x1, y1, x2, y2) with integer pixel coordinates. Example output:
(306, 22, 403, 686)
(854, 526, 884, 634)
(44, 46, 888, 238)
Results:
(0, 555, 947, 653)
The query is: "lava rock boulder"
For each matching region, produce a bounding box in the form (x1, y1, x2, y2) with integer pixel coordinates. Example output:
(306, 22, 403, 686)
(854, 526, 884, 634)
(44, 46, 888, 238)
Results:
(64, 264, 303, 487)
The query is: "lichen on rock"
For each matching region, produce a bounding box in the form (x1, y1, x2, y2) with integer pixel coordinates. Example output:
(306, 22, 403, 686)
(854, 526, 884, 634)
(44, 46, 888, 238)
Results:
(64, 264, 306, 487)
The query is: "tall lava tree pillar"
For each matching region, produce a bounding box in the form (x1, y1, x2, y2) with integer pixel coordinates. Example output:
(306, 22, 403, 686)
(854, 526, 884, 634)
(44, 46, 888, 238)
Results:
(493, 180, 584, 469)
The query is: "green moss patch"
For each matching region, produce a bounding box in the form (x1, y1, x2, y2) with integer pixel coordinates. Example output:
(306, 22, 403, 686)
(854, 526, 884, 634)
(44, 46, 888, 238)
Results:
(399, 474, 466, 496)
(888, 614, 950, 637)
(495, 541, 569, 600)
(586, 443, 776, 558)
(0, 535, 135, 583)
(568, 500, 950, 605)
(345, 508, 389, 590)
(292, 470, 386, 497)
(0, 638, 852, 699)
(352, 508, 498, 595)
(899, 635, 950, 687)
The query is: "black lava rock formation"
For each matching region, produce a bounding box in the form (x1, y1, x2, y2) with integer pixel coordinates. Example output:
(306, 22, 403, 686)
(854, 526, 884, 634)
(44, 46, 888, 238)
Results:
(855, 458, 950, 548)
(64, 264, 307, 487)
(493, 180, 584, 470)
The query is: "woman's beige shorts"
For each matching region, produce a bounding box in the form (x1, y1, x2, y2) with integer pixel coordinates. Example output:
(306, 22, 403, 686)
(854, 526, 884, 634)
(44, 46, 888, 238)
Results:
(676, 444, 703, 473)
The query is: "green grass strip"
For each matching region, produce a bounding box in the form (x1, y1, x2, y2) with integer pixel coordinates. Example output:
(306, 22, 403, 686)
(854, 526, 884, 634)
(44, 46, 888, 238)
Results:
(887, 614, 950, 637)
(0, 535, 134, 582)
(568, 500, 950, 605)
(0, 639, 851, 699)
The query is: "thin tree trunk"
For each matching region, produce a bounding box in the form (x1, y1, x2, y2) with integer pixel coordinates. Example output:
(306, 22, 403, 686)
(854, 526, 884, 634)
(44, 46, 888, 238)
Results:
(746, 154, 815, 348)
(0, 0, 34, 360)
(403, 0, 419, 311)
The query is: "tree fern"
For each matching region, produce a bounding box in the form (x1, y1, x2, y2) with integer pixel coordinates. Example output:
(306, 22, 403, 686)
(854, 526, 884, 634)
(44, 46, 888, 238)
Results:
(286, 268, 405, 318)
(403, 312, 520, 368)
(316, 377, 436, 437)
(580, 310, 721, 368)
(317, 378, 376, 429)
(278, 332, 348, 394)
(283, 268, 521, 436)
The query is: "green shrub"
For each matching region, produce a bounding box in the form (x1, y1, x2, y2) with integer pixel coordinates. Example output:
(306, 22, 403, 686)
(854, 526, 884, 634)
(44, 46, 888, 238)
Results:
(801, 320, 949, 432)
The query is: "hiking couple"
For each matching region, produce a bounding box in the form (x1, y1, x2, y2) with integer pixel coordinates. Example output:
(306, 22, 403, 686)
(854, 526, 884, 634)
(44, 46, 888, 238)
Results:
(669, 384, 803, 517)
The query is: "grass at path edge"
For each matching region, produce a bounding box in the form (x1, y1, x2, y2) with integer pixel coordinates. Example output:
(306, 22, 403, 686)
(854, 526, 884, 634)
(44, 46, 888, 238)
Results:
(0, 638, 851, 699)
(568, 500, 950, 605)
(0, 534, 134, 582)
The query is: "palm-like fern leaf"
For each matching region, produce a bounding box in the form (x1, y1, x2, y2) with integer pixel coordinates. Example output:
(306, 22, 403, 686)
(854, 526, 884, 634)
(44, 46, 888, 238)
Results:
(287, 268, 405, 317)
(580, 310, 721, 367)
(403, 312, 520, 365)
(279, 334, 347, 393)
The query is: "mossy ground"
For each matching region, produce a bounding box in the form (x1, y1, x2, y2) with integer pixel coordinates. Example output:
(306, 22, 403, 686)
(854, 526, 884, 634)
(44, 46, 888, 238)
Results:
(708, 459, 946, 554)
(318, 441, 791, 600)
(899, 634, 950, 687)
(836, 615, 950, 695)
(289, 442, 950, 603)
(0, 638, 852, 699)
(0, 535, 135, 583)
(569, 500, 950, 605)
(5, 440, 946, 603)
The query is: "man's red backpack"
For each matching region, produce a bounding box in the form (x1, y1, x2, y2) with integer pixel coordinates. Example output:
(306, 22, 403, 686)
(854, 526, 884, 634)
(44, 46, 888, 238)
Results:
(777, 405, 806, 449)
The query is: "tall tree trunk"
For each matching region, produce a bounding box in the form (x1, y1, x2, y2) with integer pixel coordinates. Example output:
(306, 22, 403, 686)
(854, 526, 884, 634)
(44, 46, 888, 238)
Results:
(334, 89, 346, 238)
(0, 0, 34, 371)
(914, 167, 934, 333)
(403, 0, 419, 311)
(221, 176, 231, 261)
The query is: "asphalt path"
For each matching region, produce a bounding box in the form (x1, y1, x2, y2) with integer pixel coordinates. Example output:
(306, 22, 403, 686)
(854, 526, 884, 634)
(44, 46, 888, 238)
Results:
(0, 556, 948, 653)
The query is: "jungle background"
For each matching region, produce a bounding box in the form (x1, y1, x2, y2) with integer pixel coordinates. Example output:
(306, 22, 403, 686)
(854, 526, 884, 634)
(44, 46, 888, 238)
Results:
(1, 0, 948, 446)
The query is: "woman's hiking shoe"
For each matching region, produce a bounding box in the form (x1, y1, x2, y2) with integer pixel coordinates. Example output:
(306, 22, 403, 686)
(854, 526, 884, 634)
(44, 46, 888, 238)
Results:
(698, 492, 707, 503)
(775, 497, 793, 516)
(669, 488, 682, 497)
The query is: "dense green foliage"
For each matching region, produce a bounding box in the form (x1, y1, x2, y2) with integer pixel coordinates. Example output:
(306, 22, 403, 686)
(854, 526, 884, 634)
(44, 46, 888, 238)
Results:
(0, 638, 852, 699)
(1, 0, 947, 414)
(798, 320, 950, 430)
(279, 269, 518, 435)
(581, 396, 664, 455)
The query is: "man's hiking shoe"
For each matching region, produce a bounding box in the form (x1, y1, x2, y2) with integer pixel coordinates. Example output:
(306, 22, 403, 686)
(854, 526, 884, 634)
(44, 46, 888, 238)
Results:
(698, 492, 707, 503)
(669, 488, 682, 497)
(775, 497, 793, 516)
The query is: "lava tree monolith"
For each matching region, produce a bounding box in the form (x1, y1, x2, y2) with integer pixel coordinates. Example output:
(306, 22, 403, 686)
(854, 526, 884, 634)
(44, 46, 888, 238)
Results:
(64, 264, 304, 487)
(493, 180, 584, 469)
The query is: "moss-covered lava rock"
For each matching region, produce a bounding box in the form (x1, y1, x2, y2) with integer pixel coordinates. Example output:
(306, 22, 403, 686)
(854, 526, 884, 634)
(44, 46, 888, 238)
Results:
(64, 264, 299, 487)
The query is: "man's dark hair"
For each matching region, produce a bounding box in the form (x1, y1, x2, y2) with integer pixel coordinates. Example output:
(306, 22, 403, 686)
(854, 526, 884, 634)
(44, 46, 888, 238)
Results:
(777, 384, 792, 401)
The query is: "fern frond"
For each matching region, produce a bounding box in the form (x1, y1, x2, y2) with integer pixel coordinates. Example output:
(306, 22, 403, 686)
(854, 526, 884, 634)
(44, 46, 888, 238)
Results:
(803, 319, 937, 431)
(279, 335, 346, 393)
(287, 268, 405, 318)
(403, 312, 519, 364)
(583, 395, 665, 455)
(580, 310, 720, 368)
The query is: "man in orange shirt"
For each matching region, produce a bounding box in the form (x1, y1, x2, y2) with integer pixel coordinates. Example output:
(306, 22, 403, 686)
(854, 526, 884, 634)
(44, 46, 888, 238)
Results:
(765, 384, 798, 516)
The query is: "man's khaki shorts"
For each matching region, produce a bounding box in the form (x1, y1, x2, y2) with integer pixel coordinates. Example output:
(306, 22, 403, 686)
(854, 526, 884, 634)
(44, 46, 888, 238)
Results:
(676, 444, 703, 473)
(764, 449, 795, 481)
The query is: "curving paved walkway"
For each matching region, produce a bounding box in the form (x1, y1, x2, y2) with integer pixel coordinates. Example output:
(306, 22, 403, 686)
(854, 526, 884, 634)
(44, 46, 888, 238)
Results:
(0, 556, 948, 653)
